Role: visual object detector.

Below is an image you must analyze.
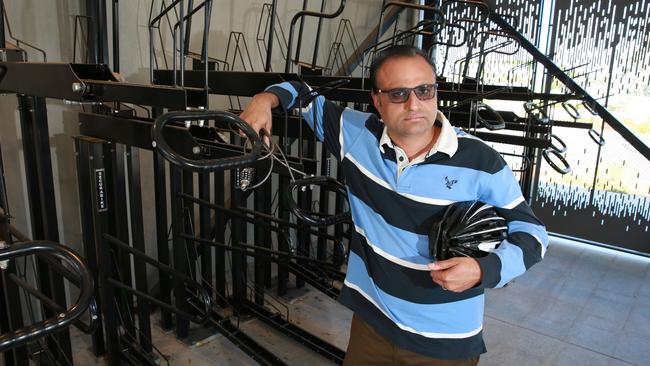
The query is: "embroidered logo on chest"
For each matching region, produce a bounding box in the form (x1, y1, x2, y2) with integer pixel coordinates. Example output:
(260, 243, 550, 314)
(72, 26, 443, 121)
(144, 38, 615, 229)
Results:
(445, 176, 458, 189)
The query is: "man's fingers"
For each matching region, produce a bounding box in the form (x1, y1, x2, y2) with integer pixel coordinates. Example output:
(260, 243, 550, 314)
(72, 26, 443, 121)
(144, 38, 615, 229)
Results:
(427, 258, 457, 271)
(259, 128, 271, 147)
(429, 258, 482, 292)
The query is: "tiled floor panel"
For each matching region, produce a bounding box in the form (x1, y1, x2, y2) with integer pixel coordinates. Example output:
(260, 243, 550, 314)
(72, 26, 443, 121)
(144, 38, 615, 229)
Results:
(69, 237, 650, 365)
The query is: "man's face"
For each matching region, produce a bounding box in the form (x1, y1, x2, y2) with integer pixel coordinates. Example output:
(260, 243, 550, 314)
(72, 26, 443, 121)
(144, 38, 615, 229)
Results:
(371, 55, 438, 145)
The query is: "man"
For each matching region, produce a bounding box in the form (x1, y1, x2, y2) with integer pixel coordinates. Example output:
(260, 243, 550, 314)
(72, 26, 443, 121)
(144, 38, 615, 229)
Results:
(240, 45, 548, 365)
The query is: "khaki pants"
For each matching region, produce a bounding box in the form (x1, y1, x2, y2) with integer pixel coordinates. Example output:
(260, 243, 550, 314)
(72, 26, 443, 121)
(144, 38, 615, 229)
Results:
(344, 314, 480, 366)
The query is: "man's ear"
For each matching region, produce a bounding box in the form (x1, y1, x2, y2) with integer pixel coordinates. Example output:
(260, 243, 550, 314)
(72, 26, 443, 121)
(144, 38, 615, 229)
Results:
(371, 92, 381, 110)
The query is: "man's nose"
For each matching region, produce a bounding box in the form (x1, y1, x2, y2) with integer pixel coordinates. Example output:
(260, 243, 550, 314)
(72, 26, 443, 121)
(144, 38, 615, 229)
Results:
(405, 90, 420, 109)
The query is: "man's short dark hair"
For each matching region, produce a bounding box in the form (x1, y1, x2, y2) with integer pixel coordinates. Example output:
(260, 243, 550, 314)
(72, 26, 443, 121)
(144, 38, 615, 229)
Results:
(369, 45, 437, 90)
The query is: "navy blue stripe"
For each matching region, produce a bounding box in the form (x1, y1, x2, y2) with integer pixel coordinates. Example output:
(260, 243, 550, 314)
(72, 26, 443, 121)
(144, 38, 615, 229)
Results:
(266, 86, 294, 111)
(429, 137, 505, 174)
(350, 232, 484, 304)
(496, 201, 544, 225)
(321, 101, 344, 156)
(364, 117, 384, 141)
(509, 232, 543, 269)
(476, 253, 502, 288)
(342, 159, 447, 235)
(339, 285, 487, 360)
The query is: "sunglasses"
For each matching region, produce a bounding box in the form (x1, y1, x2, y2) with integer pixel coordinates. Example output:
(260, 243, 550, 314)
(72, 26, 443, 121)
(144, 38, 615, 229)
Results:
(374, 83, 438, 103)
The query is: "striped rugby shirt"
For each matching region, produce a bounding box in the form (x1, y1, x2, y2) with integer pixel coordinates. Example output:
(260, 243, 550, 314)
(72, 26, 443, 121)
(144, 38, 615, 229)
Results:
(266, 81, 548, 360)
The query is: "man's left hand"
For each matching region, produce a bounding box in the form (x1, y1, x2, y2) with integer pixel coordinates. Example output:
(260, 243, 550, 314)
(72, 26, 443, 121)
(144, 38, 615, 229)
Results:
(428, 257, 482, 292)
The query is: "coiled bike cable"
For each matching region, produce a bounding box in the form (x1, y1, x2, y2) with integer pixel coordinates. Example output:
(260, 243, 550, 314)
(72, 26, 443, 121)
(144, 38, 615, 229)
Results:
(286, 176, 351, 227)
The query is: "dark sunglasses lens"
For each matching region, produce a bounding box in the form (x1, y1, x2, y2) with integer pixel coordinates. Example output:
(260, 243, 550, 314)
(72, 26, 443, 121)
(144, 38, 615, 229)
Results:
(414, 85, 435, 100)
(388, 89, 409, 103)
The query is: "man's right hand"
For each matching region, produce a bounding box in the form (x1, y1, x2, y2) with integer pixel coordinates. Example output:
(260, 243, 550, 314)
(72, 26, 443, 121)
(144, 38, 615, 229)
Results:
(239, 92, 280, 146)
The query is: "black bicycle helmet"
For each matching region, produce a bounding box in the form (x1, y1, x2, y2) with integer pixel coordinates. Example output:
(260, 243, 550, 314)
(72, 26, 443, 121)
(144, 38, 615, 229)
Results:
(429, 201, 507, 260)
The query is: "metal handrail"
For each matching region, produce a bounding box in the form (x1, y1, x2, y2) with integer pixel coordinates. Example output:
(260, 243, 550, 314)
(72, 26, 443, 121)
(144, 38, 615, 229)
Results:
(1, 3, 47, 61)
(489, 11, 650, 161)
(149, 0, 182, 83)
(285, 0, 347, 73)
(170, 0, 212, 87)
(0, 241, 95, 352)
(374, 1, 446, 52)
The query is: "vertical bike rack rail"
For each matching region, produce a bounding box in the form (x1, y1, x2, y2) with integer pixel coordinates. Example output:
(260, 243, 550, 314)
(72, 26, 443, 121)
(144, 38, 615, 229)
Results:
(285, 0, 347, 73)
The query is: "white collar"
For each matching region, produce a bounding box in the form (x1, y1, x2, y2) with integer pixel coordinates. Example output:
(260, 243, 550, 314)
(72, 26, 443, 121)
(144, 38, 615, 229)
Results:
(379, 111, 458, 159)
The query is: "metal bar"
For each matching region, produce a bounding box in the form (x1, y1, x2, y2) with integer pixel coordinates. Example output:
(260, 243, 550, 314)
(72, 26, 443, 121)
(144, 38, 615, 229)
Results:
(0, 265, 29, 365)
(74, 136, 107, 356)
(295, 141, 314, 289)
(334, 4, 403, 76)
(107, 143, 136, 337)
(2, 243, 96, 349)
(296, 0, 309, 63)
(277, 177, 290, 296)
(181, 235, 343, 272)
(489, 11, 650, 161)
(112, 0, 119, 72)
(213, 170, 227, 306)
(1, 213, 88, 290)
(75, 136, 121, 365)
(16, 95, 72, 363)
(253, 178, 268, 305)
(264, 0, 277, 71)
(0, 175, 30, 366)
(285, 0, 346, 72)
(311, 0, 326, 70)
(103, 234, 211, 324)
(86, 0, 110, 64)
(171, 0, 209, 86)
(170, 166, 190, 338)
(176, 192, 343, 240)
(0, 145, 9, 242)
(153, 149, 173, 329)
(0, 61, 206, 108)
(183, 0, 194, 56)
(287, 262, 340, 299)
(152, 69, 572, 103)
(202, 0, 212, 107)
(81, 79, 206, 108)
(86, 0, 99, 63)
(98, 0, 109, 64)
(262, 178, 273, 288)
(126, 147, 152, 352)
(178, 0, 185, 86)
(198, 171, 213, 302)
(0, 0, 6, 47)
(317, 151, 330, 261)
(177, 168, 194, 336)
(242, 300, 346, 364)
(186, 294, 288, 366)
(230, 168, 247, 306)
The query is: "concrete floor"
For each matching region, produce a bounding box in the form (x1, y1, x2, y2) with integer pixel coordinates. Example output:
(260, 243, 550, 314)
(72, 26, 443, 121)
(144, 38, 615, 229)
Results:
(71, 236, 650, 365)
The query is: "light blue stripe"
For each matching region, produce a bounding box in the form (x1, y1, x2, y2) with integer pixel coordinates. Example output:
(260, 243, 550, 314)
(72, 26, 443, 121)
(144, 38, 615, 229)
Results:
(339, 110, 380, 158)
(301, 94, 326, 140)
(348, 195, 431, 263)
(346, 252, 484, 334)
(346, 144, 494, 202)
(494, 239, 527, 288)
(401, 164, 491, 200)
(480, 166, 524, 207)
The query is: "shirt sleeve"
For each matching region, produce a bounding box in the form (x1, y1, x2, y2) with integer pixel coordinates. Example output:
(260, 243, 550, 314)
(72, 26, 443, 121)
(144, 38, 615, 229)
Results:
(475, 155, 549, 288)
(263, 80, 361, 162)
